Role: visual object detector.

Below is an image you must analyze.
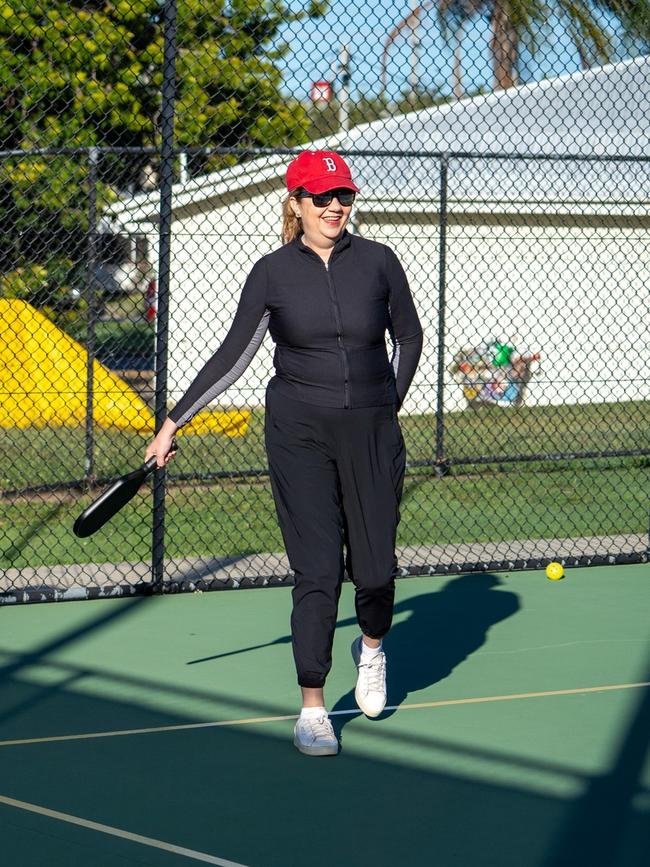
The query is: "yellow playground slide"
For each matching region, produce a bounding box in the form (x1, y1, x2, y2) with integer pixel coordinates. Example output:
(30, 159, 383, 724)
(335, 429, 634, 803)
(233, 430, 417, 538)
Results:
(0, 300, 249, 437)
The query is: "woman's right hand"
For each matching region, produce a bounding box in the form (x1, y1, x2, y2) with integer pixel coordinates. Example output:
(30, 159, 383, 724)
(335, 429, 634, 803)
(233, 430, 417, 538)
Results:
(145, 418, 179, 468)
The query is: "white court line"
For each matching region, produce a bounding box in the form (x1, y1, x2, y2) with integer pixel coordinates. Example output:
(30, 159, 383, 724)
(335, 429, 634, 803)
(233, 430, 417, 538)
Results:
(0, 681, 648, 749)
(0, 794, 250, 866)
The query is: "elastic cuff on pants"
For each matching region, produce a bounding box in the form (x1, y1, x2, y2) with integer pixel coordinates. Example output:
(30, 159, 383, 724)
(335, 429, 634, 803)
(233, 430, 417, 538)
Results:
(297, 672, 327, 689)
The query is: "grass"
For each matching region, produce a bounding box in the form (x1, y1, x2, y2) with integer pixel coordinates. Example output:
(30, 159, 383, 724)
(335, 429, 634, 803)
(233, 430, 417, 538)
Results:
(94, 319, 154, 361)
(2, 399, 649, 492)
(66, 313, 155, 365)
(0, 463, 646, 570)
(1, 400, 648, 571)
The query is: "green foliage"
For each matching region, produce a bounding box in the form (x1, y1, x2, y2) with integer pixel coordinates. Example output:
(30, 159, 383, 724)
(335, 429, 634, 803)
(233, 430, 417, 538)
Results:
(0, 257, 89, 335)
(0, 264, 49, 301)
(0, 0, 322, 156)
(435, 0, 650, 87)
(0, 0, 327, 318)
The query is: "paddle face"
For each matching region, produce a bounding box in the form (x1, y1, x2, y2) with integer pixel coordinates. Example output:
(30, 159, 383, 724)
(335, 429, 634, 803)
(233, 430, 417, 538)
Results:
(73, 456, 158, 538)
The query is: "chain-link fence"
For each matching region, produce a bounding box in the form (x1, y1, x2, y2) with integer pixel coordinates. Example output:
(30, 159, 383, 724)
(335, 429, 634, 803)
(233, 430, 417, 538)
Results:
(1, 1, 648, 603)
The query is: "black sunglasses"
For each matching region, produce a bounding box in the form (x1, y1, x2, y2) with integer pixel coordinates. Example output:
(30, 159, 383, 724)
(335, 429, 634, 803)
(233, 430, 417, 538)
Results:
(298, 188, 356, 207)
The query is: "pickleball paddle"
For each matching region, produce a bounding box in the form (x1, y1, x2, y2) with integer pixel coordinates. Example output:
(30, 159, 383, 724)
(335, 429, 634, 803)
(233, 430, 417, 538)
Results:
(73, 442, 177, 538)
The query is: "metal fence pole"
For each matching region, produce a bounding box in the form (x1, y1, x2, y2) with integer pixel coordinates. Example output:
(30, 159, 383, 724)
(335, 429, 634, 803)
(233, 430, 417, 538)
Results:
(84, 146, 99, 483)
(435, 154, 448, 478)
(152, 0, 178, 588)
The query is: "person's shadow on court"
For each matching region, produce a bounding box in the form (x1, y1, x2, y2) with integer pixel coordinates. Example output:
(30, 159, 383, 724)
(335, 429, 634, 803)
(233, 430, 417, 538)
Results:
(330, 573, 520, 745)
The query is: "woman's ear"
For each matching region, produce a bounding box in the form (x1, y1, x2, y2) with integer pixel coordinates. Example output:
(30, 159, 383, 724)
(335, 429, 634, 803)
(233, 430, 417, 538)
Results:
(289, 196, 301, 219)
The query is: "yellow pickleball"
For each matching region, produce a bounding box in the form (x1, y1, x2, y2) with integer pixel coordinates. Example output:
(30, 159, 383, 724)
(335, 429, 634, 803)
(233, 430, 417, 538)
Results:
(546, 562, 564, 581)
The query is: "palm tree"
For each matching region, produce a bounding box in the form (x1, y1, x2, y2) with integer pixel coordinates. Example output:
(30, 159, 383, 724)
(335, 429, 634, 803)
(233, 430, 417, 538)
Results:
(555, 0, 649, 69)
(438, 0, 551, 91)
(382, 0, 491, 99)
(383, 1, 650, 98)
(438, 0, 490, 96)
(437, 0, 650, 91)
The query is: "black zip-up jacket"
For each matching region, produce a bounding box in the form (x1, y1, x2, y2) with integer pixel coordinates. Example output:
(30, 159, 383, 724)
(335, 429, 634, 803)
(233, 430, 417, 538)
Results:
(169, 231, 423, 427)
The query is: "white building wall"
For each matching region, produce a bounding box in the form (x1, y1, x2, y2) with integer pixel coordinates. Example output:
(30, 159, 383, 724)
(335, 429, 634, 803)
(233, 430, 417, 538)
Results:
(109, 58, 650, 417)
(162, 193, 649, 416)
(167, 188, 285, 409)
(359, 219, 650, 414)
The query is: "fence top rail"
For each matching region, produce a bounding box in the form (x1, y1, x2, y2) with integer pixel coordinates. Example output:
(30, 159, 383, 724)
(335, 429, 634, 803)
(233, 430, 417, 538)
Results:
(1, 145, 650, 166)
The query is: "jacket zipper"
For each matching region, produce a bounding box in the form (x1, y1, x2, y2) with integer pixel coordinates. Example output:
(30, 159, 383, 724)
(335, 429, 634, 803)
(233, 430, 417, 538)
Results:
(324, 259, 350, 408)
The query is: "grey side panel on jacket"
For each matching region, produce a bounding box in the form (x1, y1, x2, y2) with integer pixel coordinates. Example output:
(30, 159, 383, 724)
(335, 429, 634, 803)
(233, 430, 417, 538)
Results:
(168, 258, 268, 427)
(168, 233, 423, 425)
(171, 310, 270, 428)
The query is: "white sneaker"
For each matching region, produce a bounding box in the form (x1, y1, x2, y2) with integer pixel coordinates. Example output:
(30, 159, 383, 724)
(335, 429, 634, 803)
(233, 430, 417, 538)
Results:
(293, 713, 339, 756)
(351, 636, 387, 718)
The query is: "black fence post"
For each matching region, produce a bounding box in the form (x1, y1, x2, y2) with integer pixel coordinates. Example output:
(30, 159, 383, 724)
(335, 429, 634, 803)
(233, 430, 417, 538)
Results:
(152, 0, 178, 589)
(84, 146, 99, 483)
(435, 154, 448, 478)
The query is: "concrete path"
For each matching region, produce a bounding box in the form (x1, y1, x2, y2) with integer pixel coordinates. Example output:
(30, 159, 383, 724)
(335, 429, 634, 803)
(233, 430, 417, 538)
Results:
(1, 534, 646, 595)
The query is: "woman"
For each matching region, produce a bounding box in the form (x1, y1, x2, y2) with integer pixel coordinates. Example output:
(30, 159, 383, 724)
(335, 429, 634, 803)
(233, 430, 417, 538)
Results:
(146, 150, 423, 756)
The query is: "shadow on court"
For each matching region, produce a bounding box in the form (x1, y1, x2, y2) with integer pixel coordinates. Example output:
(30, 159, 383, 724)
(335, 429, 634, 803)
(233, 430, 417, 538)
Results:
(186, 573, 519, 690)
(1, 673, 647, 867)
(541, 651, 650, 867)
(0, 586, 647, 866)
(0, 596, 149, 732)
(331, 573, 520, 739)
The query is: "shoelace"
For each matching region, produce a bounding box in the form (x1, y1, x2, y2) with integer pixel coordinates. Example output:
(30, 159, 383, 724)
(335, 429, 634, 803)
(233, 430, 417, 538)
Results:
(359, 654, 386, 693)
(305, 715, 335, 741)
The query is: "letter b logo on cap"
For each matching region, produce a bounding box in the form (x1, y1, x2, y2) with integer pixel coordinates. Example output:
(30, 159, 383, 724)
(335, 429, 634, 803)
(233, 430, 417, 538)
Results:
(285, 149, 358, 192)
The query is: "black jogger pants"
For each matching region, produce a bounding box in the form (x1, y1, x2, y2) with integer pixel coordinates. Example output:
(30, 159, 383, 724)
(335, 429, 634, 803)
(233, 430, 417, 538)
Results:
(264, 382, 407, 689)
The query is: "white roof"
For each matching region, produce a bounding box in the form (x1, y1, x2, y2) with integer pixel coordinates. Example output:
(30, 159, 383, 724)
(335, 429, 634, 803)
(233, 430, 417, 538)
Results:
(109, 54, 650, 224)
(106, 130, 347, 225)
(344, 54, 650, 208)
(348, 54, 649, 156)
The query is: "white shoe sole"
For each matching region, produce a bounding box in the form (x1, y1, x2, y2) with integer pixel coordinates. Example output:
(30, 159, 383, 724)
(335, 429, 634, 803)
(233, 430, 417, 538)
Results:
(293, 735, 338, 756)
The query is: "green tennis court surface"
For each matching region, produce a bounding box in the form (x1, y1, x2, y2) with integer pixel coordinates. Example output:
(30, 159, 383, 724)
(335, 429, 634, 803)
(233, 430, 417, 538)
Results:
(1, 564, 648, 866)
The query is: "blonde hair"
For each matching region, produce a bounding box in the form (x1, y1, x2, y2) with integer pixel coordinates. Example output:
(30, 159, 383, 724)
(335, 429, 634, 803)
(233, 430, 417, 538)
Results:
(281, 188, 303, 244)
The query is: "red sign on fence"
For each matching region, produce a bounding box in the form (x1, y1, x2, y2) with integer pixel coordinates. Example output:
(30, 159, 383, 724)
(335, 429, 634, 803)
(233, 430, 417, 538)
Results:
(310, 80, 333, 104)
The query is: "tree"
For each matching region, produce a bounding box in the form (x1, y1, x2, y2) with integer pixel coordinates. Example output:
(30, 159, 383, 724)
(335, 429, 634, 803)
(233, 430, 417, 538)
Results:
(0, 0, 327, 312)
(0, 0, 161, 311)
(174, 0, 327, 175)
(437, 0, 650, 91)
(437, 0, 486, 97)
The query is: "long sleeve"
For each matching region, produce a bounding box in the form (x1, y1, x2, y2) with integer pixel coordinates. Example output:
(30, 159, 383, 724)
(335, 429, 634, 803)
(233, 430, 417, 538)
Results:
(385, 246, 423, 410)
(168, 258, 269, 428)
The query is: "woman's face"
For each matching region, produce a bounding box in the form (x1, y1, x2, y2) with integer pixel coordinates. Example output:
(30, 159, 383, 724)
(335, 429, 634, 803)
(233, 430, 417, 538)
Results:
(291, 190, 353, 246)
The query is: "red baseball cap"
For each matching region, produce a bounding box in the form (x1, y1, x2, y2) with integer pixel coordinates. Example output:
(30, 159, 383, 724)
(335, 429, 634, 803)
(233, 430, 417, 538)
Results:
(286, 150, 360, 194)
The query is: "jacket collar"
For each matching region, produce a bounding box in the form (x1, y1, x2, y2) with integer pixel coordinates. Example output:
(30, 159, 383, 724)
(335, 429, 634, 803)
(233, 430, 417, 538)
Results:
(293, 229, 352, 261)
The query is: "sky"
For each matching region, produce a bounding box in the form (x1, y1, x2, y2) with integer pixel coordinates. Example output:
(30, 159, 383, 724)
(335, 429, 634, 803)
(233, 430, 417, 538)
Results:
(277, 1, 642, 104)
